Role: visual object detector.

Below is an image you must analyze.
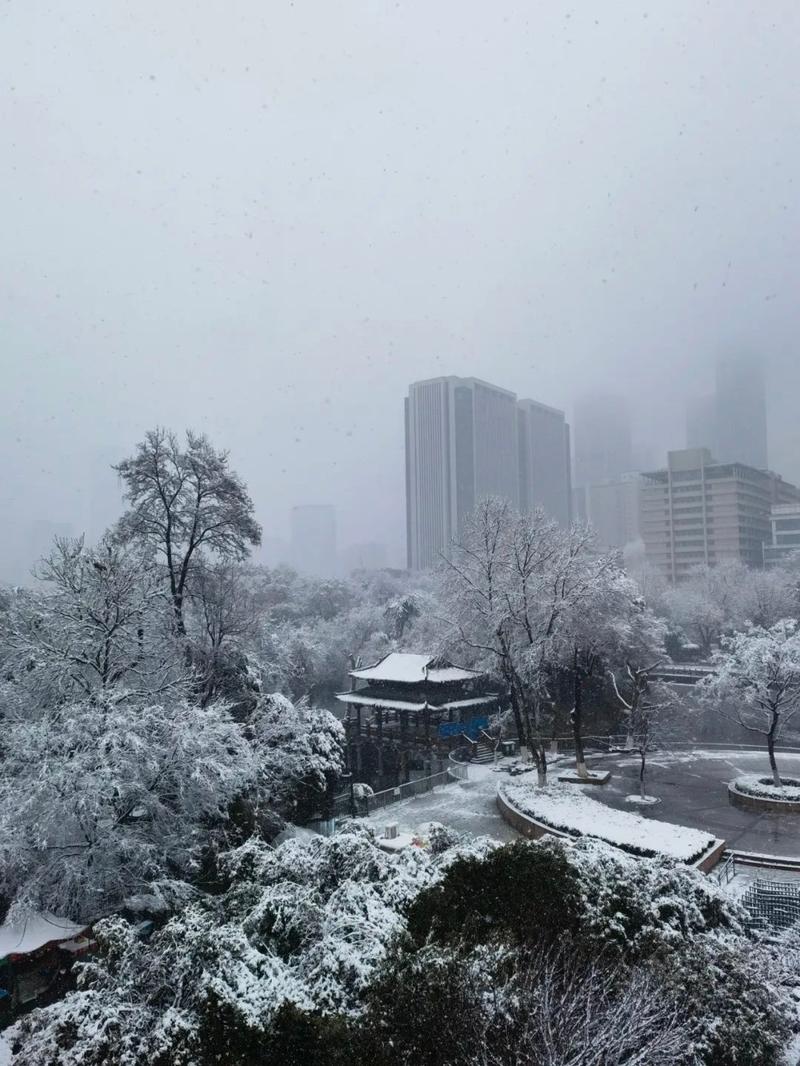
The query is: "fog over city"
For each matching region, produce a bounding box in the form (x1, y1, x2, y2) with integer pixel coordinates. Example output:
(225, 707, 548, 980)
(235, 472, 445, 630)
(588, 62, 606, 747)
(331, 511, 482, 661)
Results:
(2, 1, 799, 581)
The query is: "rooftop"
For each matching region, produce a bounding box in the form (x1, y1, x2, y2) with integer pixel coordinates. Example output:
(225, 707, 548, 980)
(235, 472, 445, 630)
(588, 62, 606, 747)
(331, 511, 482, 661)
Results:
(349, 652, 484, 685)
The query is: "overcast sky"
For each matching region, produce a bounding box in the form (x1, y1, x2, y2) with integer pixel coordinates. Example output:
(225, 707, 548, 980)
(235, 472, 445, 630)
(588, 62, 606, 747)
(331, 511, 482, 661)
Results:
(2, 1, 799, 580)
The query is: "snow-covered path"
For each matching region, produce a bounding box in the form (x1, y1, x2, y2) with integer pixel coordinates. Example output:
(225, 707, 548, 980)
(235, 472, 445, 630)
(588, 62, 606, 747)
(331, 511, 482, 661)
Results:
(365, 767, 519, 842)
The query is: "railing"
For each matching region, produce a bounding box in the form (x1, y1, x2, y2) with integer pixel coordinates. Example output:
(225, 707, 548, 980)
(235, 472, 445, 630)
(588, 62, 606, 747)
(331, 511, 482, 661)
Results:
(715, 852, 736, 886)
(545, 737, 800, 757)
(363, 770, 454, 815)
(741, 878, 800, 933)
(447, 756, 470, 781)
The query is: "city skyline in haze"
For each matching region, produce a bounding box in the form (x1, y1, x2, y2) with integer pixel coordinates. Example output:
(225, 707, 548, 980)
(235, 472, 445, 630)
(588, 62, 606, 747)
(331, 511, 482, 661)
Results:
(3, 2, 800, 582)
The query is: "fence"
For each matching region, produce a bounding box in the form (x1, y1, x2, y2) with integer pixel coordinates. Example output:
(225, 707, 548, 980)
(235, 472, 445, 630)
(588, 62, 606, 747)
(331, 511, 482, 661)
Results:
(741, 879, 800, 933)
(546, 736, 800, 757)
(362, 770, 455, 816)
(447, 756, 471, 782)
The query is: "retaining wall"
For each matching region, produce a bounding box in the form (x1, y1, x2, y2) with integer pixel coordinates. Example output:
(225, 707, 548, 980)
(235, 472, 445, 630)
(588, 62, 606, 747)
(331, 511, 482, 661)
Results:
(728, 783, 800, 815)
(496, 787, 725, 873)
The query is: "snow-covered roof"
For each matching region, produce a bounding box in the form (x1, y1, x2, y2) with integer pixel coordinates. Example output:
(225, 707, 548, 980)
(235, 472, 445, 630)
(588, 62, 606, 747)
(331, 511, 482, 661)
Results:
(337, 692, 426, 711)
(0, 913, 87, 960)
(335, 692, 499, 712)
(349, 652, 483, 684)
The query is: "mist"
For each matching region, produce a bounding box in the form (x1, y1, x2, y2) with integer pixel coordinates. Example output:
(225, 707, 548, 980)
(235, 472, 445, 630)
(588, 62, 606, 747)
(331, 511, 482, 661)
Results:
(2, 0, 799, 582)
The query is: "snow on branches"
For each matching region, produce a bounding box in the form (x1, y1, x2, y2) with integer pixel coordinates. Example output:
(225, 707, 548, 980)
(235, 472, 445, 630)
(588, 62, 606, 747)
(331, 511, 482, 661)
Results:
(0, 697, 258, 922)
(700, 619, 800, 785)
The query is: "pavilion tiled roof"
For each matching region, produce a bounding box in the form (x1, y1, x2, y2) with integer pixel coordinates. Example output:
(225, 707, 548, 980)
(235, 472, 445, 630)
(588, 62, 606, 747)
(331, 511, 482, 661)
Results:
(348, 652, 484, 684)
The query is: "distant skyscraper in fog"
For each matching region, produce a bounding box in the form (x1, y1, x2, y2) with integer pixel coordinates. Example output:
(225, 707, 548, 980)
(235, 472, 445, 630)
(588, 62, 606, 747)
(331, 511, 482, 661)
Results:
(405, 376, 518, 570)
(291, 505, 338, 577)
(572, 395, 633, 487)
(517, 399, 572, 527)
(686, 394, 717, 454)
(405, 377, 572, 570)
(714, 355, 768, 470)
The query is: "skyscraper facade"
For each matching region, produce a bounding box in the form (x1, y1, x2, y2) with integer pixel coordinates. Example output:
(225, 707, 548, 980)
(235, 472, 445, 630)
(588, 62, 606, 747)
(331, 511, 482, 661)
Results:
(517, 398, 572, 527)
(405, 377, 518, 570)
(640, 448, 798, 581)
(405, 377, 572, 569)
(714, 355, 768, 470)
(572, 394, 633, 488)
(685, 393, 717, 454)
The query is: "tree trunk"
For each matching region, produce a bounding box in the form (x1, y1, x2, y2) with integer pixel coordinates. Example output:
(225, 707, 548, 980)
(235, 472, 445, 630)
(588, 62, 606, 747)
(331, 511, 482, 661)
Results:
(639, 749, 647, 800)
(572, 653, 588, 779)
(508, 684, 527, 751)
(767, 720, 781, 787)
(534, 743, 548, 787)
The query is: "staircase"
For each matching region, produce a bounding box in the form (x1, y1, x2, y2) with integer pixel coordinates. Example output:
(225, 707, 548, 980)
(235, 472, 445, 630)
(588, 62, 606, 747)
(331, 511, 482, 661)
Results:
(472, 742, 495, 765)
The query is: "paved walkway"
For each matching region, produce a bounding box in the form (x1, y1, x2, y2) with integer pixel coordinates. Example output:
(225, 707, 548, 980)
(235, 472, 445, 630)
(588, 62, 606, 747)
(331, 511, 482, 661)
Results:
(364, 764, 519, 843)
(586, 749, 800, 858)
(364, 750, 800, 861)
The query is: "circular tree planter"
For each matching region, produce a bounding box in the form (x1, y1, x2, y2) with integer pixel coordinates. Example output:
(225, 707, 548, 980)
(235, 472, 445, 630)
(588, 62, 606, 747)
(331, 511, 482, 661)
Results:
(728, 775, 800, 814)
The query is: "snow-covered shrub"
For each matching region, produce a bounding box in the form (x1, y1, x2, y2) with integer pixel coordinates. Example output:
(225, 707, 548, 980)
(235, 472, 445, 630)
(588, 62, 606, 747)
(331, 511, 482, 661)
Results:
(362, 942, 688, 1066)
(0, 696, 258, 922)
(567, 838, 741, 959)
(6, 825, 487, 1065)
(247, 693, 345, 820)
(500, 780, 716, 863)
(733, 774, 800, 801)
(407, 835, 739, 963)
(657, 936, 795, 1066)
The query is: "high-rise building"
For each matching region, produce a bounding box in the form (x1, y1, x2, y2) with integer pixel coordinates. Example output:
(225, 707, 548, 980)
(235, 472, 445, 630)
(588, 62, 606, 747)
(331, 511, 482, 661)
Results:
(290, 505, 338, 577)
(763, 505, 800, 569)
(583, 474, 643, 550)
(685, 394, 717, 453)
(640, 448, 799, 581)
(405, 377, 519, 570)
(405, 376, 574, 570)
(714, 355, 768, 470)
(572, 395, 633, 488)
(517, 399, 572, 527)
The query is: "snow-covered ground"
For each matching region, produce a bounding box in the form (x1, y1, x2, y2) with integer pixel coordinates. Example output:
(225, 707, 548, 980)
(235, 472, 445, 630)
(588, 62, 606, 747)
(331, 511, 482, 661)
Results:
(364, 760, 526, 842)
(501, 780, 715, 861)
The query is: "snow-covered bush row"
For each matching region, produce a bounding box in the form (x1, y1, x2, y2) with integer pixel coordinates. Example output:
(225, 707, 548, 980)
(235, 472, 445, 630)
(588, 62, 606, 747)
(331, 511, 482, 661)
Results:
(500, 781, 716, 863)
(6, 829, 796, 1066)
(5, 823, 493, 1065)
(733, 774, 800, 801)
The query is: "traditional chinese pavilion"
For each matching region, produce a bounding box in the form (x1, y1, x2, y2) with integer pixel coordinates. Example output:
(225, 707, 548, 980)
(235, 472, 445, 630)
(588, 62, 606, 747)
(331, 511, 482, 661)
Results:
(336, 652, 501, 786)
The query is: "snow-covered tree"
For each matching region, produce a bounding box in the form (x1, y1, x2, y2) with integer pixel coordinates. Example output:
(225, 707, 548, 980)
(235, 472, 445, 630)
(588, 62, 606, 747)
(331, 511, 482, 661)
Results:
(0, 695, 258, 921)
(5, 824, 488, 1065)
(0, 536, 184, 705)
(115, 429, 261, 634)
(700, 619, 800, 785)
(443, 499, 641, 784)
(551, 562, 664, 779)
(248, 693, 346, 821)
(187, 560, 262, 708)
(608, 663, 676, 800)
